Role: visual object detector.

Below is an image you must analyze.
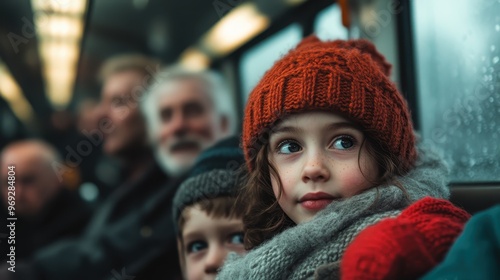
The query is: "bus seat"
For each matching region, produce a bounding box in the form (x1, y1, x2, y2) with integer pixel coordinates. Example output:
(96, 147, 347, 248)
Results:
(450, 185, 500, 215)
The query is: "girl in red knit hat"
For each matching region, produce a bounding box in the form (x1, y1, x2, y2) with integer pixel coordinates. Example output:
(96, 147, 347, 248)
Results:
(216, 36, 470, 280)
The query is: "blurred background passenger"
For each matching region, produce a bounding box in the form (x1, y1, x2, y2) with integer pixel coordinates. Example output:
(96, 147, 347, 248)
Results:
(2, 57, 236, 280)
(0, 140, 91, 262)
(74, 97, 118, 203)
(132, 66, 237, 278)
(141, 66, 237, 177)
(0, 54, 174, 280)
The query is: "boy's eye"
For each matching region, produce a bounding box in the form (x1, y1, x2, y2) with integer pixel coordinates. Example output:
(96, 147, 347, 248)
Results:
(187, 241, 207, 253)
(277, 140, 302, 154)
(111, 97, 125, 107)
(229, 232, 244, 244)
(332, 136, 355, 150)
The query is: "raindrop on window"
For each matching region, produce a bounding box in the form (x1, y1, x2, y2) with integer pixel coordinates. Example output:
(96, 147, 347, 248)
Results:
(413, 0, 500, 182)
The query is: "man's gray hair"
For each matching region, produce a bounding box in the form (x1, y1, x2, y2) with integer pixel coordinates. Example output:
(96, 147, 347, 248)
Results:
(98, 53, 161, 83)
(140, 66, 237, 145)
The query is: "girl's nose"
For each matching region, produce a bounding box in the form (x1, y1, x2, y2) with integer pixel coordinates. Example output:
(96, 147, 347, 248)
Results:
(301, 153, 331, 183)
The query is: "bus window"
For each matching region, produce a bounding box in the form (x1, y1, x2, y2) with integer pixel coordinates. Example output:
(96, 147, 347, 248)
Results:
(412, 0, 500, 182)
(314, 4, 348, 41)
(239, 24, 302, 104)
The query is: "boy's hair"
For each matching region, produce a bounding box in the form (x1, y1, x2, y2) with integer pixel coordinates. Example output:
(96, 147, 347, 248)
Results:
(177, 196, 245, 237)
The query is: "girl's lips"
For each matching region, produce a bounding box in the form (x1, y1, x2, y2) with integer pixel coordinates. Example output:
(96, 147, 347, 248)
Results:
(299, 192, 337, 211)
(301, 199, 334, 210)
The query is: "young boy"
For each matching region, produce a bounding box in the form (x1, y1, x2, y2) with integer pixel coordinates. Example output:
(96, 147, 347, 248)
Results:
(172, 136, 247, 280)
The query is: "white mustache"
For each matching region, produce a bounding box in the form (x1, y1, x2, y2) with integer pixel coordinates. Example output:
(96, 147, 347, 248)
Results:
(168, 136, 203, 152)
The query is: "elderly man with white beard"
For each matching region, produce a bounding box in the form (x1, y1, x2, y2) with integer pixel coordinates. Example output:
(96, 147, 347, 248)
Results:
(130, 66, 237, 278)
(141, 66, 236, 178)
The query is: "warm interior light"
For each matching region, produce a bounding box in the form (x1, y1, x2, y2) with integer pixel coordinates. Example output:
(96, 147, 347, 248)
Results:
(0, 62, 35, 124)
(41, 51, 78, 108)
(179, 48, 211, 70)
(202, 3, 270, 56)
(284, 0, 308, 6)
(46, 79, 75, 107)
(31, 0, 88, 109)
(39, 40, 80, 63)
(31, 0, 87, 15)
(44, 64, 76, 81)
(35, 14, 84, 38)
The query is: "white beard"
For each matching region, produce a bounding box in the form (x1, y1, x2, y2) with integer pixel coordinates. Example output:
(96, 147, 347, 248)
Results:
(155, 148, 197, 177)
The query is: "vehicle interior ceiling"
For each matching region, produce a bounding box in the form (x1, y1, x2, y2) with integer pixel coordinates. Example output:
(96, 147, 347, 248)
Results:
(0, 0, 498, 215)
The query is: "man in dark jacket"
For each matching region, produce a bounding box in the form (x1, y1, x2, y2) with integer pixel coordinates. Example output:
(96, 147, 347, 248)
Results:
(0, 140, 91, 263)
(134, 66, 237, 279)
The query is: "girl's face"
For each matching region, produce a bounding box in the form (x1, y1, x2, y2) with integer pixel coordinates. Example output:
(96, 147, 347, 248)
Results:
(268, 111, 379, 224)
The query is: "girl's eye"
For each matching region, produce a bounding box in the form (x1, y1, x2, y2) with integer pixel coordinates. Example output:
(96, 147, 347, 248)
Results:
(229, 232, 244, 244)
(277, 140, 302, 154)
(332, 136, 355, 150)
(187, 241, 207, 253)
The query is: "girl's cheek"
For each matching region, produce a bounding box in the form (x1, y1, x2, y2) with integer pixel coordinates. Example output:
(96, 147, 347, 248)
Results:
(270, 175, 281, 197)
(342, 172, 374, 195)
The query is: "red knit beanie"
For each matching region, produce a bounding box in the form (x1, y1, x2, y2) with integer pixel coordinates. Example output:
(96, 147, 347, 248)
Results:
(242, 35, 416, 171)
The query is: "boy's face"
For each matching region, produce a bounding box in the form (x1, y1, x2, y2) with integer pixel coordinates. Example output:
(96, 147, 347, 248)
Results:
(179, 206, 245, 280)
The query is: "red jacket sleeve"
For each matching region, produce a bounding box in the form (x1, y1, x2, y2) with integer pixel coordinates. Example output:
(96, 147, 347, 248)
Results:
(340, 197, 471, 280)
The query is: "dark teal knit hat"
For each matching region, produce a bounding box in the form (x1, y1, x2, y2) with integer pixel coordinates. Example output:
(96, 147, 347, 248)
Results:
(172, 136, 246, 229)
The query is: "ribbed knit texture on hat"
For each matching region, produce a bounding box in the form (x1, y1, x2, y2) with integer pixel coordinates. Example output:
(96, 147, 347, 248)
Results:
(242, 35, 416, 171)
(172, 136, 245, 227)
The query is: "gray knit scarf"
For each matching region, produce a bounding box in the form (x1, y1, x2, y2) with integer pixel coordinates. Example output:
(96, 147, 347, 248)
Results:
(217, 144, 450, 280)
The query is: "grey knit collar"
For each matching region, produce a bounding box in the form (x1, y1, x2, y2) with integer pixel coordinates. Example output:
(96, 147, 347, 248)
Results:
(217, 144, 450, 280)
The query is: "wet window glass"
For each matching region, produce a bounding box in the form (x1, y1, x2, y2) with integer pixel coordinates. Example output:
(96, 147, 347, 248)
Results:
(314, 4, 348, 41)
(239, 24, 302, 104)
(412, 0, 500, 182)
